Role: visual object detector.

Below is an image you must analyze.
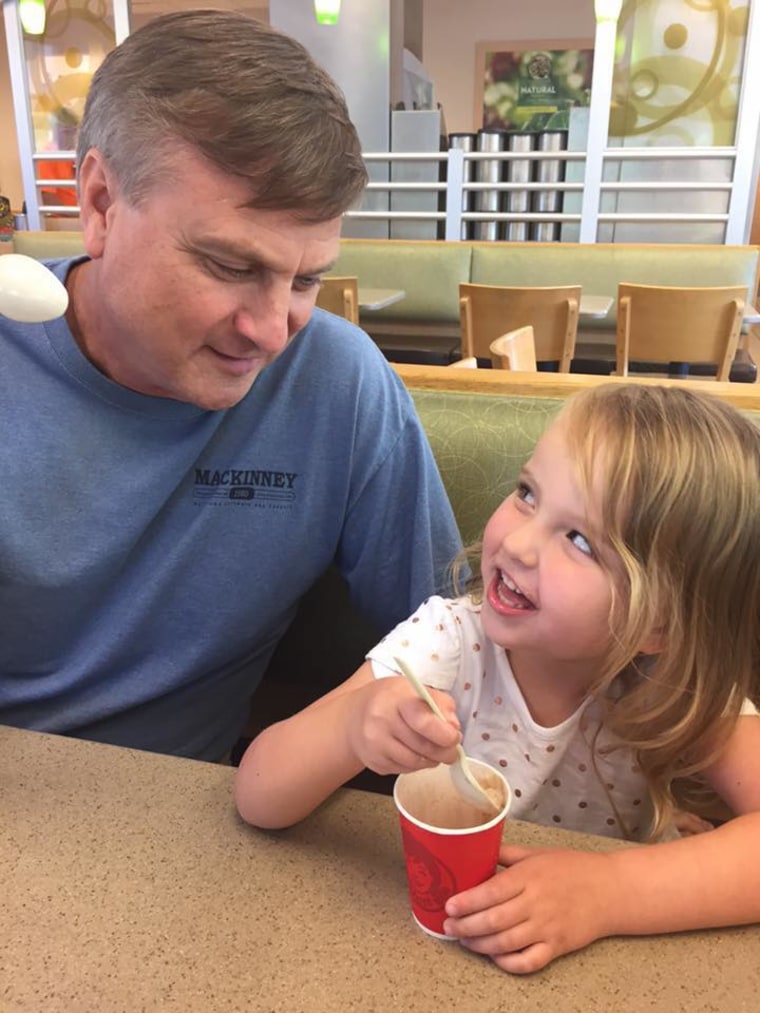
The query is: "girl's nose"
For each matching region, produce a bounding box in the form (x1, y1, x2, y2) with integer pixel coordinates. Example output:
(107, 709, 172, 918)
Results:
(502, 518, 541, 569)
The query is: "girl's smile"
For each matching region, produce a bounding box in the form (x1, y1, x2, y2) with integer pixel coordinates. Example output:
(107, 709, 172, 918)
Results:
(487, 569, 537, 614)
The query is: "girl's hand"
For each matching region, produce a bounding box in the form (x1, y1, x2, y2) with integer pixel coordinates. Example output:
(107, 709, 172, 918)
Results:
(443, 844, 616, 973)
(345, 676, 461, 775)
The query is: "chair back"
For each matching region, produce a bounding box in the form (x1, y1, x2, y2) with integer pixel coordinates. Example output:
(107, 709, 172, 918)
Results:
(459, 282, 580, 372)
(615, 283, 746, 381)
(489, 326, 538, 371)
(316, 276, 359, 324)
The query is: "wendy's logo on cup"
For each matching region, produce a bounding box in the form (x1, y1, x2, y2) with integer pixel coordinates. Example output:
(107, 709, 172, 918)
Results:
(400, 824, 457, 912)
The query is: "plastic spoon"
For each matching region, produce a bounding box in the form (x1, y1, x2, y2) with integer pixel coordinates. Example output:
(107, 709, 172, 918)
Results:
(394, 656, 501, 815)
(0, 254, 69, 323)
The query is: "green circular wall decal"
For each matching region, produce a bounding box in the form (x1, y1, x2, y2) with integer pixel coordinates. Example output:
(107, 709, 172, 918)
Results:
(631, 68, 658, 99)
(664, 23, 688, 49)
(610, 0, 746, 144)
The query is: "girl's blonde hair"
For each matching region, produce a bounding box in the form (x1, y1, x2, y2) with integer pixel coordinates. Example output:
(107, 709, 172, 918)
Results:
(456, 383, 760, 840)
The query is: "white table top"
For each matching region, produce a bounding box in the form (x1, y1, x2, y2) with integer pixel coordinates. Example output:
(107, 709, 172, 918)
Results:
(580, 297, 760, 324)
(578, 294, 614, 319)
(358, 287, 406, 311)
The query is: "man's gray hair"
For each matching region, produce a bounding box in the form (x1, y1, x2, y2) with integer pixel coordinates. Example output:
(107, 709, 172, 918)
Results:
(76, 10, 368, 221)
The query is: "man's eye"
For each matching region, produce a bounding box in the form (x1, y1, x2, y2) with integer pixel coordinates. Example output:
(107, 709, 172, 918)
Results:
(295, 275, 322, 292)
(568, 530, 594, 557)
(205, 259, 252, 280)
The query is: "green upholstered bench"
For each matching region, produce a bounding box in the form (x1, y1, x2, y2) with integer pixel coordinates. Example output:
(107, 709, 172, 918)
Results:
(468, 242, 760, 336)
(332, 238, 760, 378)
(409, 388, 559, 543)
(10, 230, 86, 258)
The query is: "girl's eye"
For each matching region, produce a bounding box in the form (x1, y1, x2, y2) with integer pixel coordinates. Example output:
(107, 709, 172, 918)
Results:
(515, 480, 535, 506)
(568, 530, 594, 558)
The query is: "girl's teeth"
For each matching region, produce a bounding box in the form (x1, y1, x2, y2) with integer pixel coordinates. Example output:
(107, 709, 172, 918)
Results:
(497, 572, 533, 609)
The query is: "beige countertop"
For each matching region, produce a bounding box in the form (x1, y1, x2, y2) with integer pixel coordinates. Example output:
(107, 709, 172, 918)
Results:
(1, 725, 758, 1013)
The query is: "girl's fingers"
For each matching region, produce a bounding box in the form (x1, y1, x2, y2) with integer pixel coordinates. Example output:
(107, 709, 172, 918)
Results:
(492, 941, 555, 975)
(455, 917, 534, 958)
(498, 843, 552, 866)
(399, 697, 461, 747)
(446, 872, 523, 919)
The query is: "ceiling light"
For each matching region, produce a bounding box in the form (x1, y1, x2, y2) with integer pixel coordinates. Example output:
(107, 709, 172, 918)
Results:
(19, 0, 47, 36)
(314, 0, 341, 26)
(595, 0, 623, 22)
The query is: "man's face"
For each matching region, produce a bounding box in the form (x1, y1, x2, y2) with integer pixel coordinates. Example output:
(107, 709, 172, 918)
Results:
(71, 147, 343, 410)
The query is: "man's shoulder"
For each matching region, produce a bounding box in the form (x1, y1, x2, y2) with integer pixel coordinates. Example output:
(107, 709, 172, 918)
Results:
(303, 309, 387, 366)
(269, 310, 408, 404)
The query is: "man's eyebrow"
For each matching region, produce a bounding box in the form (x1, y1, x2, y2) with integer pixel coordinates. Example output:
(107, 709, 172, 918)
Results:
(192, 238, 263, 263)
(304, 260, 337, 276)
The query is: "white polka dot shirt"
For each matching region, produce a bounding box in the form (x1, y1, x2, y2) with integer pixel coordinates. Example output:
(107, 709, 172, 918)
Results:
(370, 595, 664, 841)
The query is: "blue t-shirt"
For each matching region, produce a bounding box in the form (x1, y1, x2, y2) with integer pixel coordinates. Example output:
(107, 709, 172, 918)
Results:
(0, 258, 462, 760)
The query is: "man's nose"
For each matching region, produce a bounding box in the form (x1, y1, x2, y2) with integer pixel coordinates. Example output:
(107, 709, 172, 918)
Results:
(233, 286, 309, 355)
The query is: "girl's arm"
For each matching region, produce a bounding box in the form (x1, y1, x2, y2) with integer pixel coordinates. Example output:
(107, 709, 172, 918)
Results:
(234, 661, 461, 830)
(442, 715, 760, 974)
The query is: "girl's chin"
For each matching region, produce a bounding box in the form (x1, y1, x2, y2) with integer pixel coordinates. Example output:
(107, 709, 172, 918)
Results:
(480, 604, 520, 648)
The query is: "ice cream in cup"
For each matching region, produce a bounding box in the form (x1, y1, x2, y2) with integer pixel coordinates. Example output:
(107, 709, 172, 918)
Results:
(393, 758, 511, 939)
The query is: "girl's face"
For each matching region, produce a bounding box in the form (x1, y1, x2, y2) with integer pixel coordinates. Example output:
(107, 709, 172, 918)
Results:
(480, 415, 616, 683)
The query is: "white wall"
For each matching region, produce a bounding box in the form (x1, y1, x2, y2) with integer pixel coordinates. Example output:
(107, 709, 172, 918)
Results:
(422, 0, 595, 134)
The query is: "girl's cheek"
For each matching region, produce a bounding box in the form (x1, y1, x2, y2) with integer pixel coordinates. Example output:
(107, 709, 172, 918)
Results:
(482, 501, 513, 556)
(480, 522, 499, 563)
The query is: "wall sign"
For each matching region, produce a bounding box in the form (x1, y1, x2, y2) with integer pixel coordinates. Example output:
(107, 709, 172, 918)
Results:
(475, 38, 594, 132)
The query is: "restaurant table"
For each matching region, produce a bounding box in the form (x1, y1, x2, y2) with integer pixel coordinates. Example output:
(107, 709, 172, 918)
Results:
(357, 287, 406, 311)
(579, 300, 759, 327)
(579, 298, 759, 324)
(2, 726, 758, 1013)
(578, 294, 613, 319)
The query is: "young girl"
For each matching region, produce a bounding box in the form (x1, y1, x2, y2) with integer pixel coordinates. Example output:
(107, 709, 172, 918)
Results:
(235, 383, 760, 973)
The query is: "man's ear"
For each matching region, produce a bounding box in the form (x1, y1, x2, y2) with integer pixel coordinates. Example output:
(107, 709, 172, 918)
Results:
(77, 149, 118, 260)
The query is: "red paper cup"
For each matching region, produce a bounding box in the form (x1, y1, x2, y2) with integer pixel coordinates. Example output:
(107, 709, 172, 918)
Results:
(393, 759, 511, 939)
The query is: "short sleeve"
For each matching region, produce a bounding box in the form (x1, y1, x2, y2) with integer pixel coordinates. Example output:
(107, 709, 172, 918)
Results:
(366, 595, 464, 692)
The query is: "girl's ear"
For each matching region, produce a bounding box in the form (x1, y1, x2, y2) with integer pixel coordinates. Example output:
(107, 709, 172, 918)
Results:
(637, 625, 665, 656)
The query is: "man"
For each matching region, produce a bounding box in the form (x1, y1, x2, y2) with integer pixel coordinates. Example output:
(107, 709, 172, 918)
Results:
(0, 11, 461, 761)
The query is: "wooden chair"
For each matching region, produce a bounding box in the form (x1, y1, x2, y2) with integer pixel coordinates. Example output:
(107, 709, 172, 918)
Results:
(489, 326, 538, 372)
(459, 283, 580, 372)
(316, 275, 359, 324)
(616, 283, 746, 381)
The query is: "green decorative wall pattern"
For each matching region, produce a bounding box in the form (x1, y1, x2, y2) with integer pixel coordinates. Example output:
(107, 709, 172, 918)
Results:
(609, 0, 749, 146)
